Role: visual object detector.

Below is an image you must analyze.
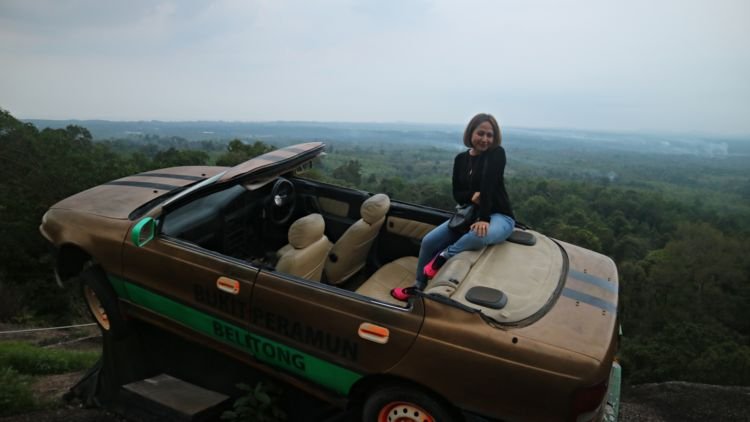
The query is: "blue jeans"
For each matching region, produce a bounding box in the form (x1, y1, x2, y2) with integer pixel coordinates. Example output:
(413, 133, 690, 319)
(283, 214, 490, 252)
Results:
(415, 213, 515, 287)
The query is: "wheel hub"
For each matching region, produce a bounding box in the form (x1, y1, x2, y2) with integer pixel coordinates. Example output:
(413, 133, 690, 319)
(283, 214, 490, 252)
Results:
(84, 285, 110, 330)
(379, 401, 435, 422)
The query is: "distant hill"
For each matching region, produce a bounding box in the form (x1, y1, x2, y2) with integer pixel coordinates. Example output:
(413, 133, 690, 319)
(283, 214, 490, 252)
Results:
(24, 119, 749, 157)
(24, 119, 463, 146)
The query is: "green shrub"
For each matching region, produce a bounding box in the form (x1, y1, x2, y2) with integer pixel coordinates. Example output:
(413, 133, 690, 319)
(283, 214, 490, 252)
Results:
(222, 381, 286, 422)
(0, 341, 99, 375)
(0, 367, 35, 416)
(619, 322, 750, 385)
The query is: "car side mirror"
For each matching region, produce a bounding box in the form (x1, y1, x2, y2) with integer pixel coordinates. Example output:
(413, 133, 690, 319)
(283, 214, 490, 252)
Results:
(131, 217, 156, 247)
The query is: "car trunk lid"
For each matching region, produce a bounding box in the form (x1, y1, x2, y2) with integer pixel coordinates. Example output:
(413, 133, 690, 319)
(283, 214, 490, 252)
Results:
(217, 142, 324, 183)
(515, 240, 619, 363)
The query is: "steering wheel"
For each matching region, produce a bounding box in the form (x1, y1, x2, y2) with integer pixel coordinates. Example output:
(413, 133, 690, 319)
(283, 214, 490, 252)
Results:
(268, 177, 296, 225)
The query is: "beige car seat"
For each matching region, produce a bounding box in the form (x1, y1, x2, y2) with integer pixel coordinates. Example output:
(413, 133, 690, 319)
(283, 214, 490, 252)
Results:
(325, 194, 390, 285)
(355, 256, 417, 306)
(276, 213, 332, 282)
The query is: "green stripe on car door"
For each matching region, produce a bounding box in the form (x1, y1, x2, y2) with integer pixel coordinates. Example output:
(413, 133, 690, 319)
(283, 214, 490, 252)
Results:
(108, 275, 361, 395)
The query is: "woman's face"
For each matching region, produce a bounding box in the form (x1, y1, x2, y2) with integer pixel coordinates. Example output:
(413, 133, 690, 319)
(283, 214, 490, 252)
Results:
(471, 121, 494, 153)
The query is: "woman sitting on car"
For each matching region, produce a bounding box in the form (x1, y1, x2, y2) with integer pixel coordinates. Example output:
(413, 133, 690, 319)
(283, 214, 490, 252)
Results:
(391, 113, 515, 300)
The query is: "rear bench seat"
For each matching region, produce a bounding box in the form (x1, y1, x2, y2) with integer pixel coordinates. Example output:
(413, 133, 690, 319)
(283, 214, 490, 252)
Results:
(355, 257, 417, 306)
(357, 230, 564, 323)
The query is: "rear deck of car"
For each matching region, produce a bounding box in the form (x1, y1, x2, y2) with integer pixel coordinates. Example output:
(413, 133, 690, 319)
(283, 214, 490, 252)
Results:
(356, 229, 564, 323)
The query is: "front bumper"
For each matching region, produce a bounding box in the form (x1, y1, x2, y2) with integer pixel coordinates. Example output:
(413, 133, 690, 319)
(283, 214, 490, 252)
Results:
(602, 362, 621, 422)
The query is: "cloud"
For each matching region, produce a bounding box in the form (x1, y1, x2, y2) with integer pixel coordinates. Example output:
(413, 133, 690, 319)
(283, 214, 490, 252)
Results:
(1, 0, 748, 134)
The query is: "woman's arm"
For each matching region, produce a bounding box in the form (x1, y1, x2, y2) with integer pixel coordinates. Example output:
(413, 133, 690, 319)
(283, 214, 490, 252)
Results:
(477, 147, 506, 221)
(452, 152, 473, 204)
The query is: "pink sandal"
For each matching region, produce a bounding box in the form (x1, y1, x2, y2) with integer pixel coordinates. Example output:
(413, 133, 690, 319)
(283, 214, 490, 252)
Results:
(390, 287, 411, 301)
(423, 252, 448, 279)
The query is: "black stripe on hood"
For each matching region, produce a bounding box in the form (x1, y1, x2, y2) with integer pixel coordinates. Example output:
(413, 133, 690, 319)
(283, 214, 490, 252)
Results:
(105, 180, 181, 191)
(136, 172, 204, 181)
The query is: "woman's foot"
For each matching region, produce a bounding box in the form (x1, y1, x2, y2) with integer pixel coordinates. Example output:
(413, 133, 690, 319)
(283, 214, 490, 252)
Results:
(423, 251, 448, 279)
(390, 287, 412, 301)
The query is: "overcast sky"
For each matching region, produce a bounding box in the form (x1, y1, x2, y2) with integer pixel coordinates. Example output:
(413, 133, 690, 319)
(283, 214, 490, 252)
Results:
(1, 0, 748, 135)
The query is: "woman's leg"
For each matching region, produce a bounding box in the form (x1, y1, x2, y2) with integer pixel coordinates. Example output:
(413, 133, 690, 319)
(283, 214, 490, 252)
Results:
(415, 220, 460, 287)
(444, 213, 515, 259)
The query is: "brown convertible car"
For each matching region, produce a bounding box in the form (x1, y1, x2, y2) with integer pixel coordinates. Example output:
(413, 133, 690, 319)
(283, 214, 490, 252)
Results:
(40, 142, 620, 421)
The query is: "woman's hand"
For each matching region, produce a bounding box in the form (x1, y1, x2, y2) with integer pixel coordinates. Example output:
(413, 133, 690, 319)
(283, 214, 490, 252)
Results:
(471, 192, 481, 204)
(471, 221, 489, 237)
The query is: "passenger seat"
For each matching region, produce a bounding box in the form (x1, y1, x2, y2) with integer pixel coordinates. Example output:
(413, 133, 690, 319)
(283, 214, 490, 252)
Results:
(276, 213, 332, 281)
(325, 194, 390, 284)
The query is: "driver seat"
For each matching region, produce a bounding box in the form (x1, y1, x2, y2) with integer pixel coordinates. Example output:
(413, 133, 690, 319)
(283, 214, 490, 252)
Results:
(276, 213, 332, 282)
(325, 194, 390, 285)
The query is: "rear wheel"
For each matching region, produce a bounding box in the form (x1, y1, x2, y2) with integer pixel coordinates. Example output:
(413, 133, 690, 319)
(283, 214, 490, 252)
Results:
(363, 384, 457, 422)
(80, 266, 127, 338)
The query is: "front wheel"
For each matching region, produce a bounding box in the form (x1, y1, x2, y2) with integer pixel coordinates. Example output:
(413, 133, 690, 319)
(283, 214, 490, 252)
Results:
(80, 266, 128, 339)
(363, 384, 458, 422)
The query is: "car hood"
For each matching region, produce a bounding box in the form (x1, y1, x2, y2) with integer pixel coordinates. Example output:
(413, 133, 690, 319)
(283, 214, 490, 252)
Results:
(49, 166, 227, 219)
(49, 142, 326, 220)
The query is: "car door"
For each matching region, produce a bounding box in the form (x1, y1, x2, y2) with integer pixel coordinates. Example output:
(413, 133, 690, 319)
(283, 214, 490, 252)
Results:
(378, 201, 448, 264)
(121, 233, 257, 324)
(119, 198, 258, 352)
(248, 270, 425, 395)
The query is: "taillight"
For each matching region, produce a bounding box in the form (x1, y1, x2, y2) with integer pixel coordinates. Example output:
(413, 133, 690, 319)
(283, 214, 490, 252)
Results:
(570, 380, 608, 422)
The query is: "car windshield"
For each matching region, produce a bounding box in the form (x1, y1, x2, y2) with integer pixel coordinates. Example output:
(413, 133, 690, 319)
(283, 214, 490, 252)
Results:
(162, 170, 228, 208)
(128, 170, 228, 220)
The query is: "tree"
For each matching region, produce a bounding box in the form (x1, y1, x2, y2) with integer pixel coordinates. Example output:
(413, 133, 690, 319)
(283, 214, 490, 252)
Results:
(612, 234, 649, 262)
(647, 223, 746, 332)
(0, 110, 138, 321)
(152, 148, 209, 167)
(331, 160, 362, 186)
(518, 195, 553, 226)
(215, 139, 275, 166)
(553, 225, 602, 252)
(377, 177, 406, 199)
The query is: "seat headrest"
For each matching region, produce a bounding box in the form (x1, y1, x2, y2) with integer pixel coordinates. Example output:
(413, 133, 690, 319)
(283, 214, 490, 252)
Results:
(289, 213, 325, 249)
(361, 194, 390, 224)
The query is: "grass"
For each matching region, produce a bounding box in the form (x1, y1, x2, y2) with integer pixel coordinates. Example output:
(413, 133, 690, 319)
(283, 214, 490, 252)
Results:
(0, 367, 35, 416)
(0, 341, 100, 375)
(0, 341, 101, 416)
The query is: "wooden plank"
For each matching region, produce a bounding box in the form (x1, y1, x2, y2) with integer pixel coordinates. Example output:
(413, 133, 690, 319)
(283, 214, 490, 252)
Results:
(122, 374, 229, 421)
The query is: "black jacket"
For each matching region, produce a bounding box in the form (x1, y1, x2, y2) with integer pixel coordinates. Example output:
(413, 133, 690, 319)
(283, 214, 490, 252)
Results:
(452, 146, 514, 222)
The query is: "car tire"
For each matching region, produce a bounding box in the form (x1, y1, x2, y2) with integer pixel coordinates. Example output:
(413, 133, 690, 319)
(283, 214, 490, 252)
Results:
(362, 384, 458, 422)
(80, 266, 128, 339)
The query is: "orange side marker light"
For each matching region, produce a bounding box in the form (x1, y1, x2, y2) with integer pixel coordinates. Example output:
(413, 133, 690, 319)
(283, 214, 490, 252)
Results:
(216, 277, 240, 295)
(358, 322, 390, 344)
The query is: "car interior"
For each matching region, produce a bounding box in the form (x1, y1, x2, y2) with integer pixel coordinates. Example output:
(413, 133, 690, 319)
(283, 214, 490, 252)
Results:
(159, 173, 447, 301)
(160, 171, 552, 317)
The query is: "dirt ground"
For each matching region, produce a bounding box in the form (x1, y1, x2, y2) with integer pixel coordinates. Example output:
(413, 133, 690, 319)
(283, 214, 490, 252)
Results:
(2, 324, 749, 422)
(619, 382, 750, 422)
(0, 323, 112, 422)
(5, 370, 749, 422)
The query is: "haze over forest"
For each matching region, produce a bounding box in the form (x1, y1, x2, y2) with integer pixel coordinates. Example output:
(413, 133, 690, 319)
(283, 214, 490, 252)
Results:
(24, 118, 750, 157)
(1, 107, 749, 402)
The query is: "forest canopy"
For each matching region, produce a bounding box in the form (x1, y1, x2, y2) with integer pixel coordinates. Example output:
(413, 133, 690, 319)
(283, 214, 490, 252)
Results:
(1, 108, 748, 386)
